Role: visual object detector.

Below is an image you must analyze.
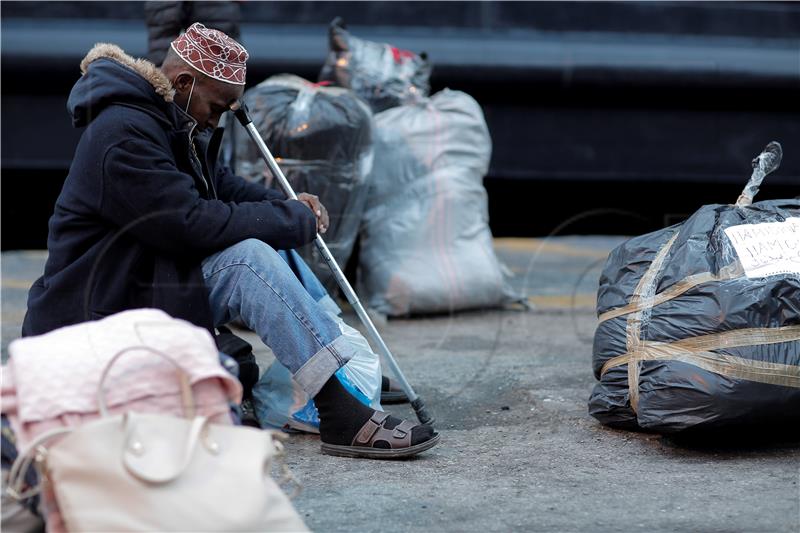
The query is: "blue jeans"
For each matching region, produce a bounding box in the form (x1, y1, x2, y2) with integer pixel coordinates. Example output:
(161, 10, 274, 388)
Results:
(201, 239, 353, 397)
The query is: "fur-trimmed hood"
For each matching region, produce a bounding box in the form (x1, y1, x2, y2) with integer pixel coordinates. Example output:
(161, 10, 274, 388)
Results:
(80, 43, 174, 102)
(68, 43, 176, 128)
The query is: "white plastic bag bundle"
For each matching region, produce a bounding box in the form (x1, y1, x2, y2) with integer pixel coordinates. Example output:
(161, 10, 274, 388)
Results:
(252, 312, 381, 433)
(359, 89, 518, 316)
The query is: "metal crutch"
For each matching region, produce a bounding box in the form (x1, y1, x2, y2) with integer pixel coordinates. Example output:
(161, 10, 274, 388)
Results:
(232, 103, 434, 425)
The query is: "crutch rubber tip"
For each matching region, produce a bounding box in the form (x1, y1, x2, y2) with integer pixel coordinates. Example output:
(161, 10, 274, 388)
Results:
(411, 398, 435, 426)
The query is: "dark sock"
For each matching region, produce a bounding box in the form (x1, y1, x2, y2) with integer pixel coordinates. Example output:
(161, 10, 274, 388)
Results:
(314, 375, 434, 447)
(381, 375, 391, 392)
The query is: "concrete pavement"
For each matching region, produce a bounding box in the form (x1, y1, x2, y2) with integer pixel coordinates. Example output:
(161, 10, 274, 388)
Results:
(2, 237, 798, 532)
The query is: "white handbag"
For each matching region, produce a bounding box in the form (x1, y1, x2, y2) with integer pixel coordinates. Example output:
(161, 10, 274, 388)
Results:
(8, 345, 308, 532)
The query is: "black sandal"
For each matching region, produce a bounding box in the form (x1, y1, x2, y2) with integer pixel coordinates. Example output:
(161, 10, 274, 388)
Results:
(320, 412, 440, 459)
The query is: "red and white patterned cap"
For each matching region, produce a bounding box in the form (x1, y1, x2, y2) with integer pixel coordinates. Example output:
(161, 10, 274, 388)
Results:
(170, 22, 248, 85)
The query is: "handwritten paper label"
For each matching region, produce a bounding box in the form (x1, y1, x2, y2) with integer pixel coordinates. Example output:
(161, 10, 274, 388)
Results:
(724, 217, 800, 278)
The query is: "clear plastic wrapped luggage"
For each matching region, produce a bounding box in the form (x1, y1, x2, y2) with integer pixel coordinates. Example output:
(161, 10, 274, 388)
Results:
(319, 17, 431, 113)
(319, 20, 518, 315)
(232, 74, 373, 291)
(359, 88, 518, 315)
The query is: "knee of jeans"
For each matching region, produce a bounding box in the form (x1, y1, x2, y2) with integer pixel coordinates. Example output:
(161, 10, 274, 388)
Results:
(229, 238, 283, 268)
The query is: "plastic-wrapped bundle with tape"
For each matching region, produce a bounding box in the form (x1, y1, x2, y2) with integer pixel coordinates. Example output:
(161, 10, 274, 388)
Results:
(232, 74, 373, 291)
(589, 142, 800, 433)
(319, 17, 431, 113)
(319, 20, 518, 315)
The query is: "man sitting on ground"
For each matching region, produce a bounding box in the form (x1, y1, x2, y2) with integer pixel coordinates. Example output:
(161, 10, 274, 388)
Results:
(22, 23, 438, 459)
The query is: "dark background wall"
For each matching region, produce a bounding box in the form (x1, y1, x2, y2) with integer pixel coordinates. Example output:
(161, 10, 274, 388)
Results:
(2, 1, 798, 249)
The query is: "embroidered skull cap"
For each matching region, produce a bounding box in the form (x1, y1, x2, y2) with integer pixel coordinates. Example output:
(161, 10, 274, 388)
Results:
(170, 22, 248, 85)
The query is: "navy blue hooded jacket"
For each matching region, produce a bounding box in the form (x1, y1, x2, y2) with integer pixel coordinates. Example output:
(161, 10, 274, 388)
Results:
(22, 44, 317, 336)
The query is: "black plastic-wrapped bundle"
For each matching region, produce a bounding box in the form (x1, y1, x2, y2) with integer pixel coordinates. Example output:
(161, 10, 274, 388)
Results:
(589, 143, 800, 433)
(318, 17, 431, 113)
(232, 74, 373, 290)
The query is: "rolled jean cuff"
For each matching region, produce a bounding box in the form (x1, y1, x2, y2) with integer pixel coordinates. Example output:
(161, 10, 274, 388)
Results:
(293, 334, 355, 398)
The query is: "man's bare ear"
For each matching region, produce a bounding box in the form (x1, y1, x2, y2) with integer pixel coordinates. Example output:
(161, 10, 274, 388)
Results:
(173, 72, 195, 92)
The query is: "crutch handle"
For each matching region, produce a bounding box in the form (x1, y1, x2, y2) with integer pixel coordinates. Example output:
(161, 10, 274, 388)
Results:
(232, 102, 252, 127)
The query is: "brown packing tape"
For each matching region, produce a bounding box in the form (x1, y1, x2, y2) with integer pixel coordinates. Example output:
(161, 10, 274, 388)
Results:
(602, 325, 800, 389)
(598, 261, 744, 324)
(609, 348, 800, 388)
(625, 233, 679, 412)
(666, 325, 800, 353)
(609, 230, 800, 414)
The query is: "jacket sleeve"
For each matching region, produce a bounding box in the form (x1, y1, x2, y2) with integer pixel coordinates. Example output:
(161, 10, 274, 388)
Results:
(100, 134, 317, 258)
(214, 164, 287, 203)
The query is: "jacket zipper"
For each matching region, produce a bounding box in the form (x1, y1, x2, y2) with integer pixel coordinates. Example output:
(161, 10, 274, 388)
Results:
(187, 125, 216, 199)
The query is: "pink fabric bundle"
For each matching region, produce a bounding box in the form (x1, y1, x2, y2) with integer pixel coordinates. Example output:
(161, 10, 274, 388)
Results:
(1, 309, 242, 531)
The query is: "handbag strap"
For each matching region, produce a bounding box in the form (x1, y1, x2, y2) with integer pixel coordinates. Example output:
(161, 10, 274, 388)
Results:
(122, 412, 211, 484)
(96, 345, 196, 418)
(8, 346, 206, 498)
(7, 413, 213, 495)
(6, 426, 72, 501)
